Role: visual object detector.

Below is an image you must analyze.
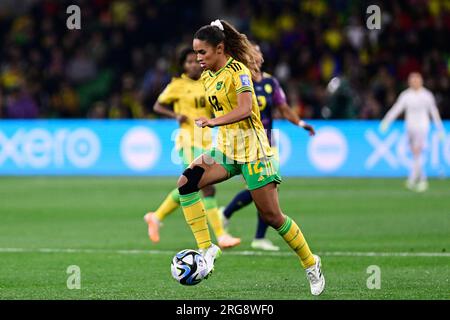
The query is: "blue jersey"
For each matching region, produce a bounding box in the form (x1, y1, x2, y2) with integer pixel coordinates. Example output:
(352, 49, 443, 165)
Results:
(253, 72, 287, 144)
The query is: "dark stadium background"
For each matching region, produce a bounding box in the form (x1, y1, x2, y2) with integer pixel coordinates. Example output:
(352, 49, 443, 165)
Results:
(0, 0, 448, 120)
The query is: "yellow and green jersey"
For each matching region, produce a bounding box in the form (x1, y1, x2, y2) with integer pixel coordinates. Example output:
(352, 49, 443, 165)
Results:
(201, 57, 273, 163)
(157, 74, 212, 150)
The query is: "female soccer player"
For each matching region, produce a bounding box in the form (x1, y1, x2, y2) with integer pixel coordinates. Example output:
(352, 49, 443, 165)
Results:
(380, 72, 445, 192)
(221, 44, 316, 251)
(177, 20, 325, 295)
(144, 48, 241, 249)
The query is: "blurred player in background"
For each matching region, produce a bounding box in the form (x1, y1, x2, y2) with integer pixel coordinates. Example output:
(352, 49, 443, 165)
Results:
(144, 48, 241, 249)
(380, 72, 445, 192)
(177, 19, 324, 295)
(221, 44, 315, 251)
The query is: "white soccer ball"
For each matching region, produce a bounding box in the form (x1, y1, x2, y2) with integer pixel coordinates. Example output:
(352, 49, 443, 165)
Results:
(171, 249, 208, 286)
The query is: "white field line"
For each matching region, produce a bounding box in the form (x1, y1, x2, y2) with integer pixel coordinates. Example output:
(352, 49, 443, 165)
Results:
(0, 247, 449, 257)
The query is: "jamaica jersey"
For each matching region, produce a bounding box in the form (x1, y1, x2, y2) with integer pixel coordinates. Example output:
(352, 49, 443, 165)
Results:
(201, 58, 273, 162)
(158, 74, 212, 150)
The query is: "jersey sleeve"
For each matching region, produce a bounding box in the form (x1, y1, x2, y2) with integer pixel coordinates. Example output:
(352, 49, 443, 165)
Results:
(231, 66, 253, 95)
(272, 77, 287, 106)
(427, 92, 444, 132)
(157, 79, 178, 105)
(382, 91, 406, 126)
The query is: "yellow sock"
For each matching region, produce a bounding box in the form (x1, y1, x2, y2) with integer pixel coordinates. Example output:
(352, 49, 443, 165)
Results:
(154, 188, 180, 221)
(277, 216, 316, 269)
(180, 192, 211, 249)
(203, 197, 225, 238)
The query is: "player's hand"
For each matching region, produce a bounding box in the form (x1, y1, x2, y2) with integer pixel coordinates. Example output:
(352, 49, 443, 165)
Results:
(176, 114, 188, 124)
(302, 123, 315, 136)
(195, 117, 215, 128)
(380, 121, 389, 133)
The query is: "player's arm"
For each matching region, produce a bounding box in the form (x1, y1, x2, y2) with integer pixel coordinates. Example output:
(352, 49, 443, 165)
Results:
(154, 81, 187, 124)
(273, 78, 315, 136)
(380, 92, 406, 132)
(196, 92, 252, 127)
(277, 103, 315, 136)
(153, 101, 187, 123)
(196, 69, 254, 128)
(428, 94, 445, 139)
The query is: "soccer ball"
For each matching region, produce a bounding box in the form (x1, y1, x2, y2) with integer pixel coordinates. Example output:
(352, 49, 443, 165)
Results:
(171, 249, 208, 286)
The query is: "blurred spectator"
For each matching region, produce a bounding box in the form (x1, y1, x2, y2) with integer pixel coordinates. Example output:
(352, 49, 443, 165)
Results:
(0, 0, 448, 120)
(88, 101, 108, 119)
(65, 48, 98, 84)
(360, 93, 382, 119)
(139, 58, 171, 113)
(108, 93, 128, 119)
(120, 73, 145, 118)
(50, 82, 80, 118)
(4, 85, 39, 119)
(346, 16, 366, 50)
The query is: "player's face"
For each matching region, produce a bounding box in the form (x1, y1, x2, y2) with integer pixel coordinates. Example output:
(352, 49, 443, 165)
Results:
(253, 44, 264, 69)
(193, 38, 220, 71)
(184, 53, 202, 80)
(408, 73, 423, 90)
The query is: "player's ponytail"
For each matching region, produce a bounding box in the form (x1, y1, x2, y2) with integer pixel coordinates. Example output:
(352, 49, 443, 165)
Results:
(194, 19, 262, 79)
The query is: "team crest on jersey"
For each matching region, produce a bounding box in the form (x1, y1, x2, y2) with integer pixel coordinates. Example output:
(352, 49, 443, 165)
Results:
(264, 84, 273, 94)
(216, 81, 223, 90)
(240, 75, 250, 87)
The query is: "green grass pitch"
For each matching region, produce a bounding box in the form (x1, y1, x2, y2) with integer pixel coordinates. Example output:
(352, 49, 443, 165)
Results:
(0, 177, 448, 300)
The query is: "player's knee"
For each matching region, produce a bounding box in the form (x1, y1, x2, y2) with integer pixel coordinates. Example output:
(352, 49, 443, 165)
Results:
(176, 175, 187, 189)
(259, 210, 284, 228)
(178, 166, 205, 195)
(201, 185, 216, 197)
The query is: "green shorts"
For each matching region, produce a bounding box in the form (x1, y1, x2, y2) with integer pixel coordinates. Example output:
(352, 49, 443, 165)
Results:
(178, 146, 205, 170)
(271, 146, 281, 173)
(206, 148, 282, 190)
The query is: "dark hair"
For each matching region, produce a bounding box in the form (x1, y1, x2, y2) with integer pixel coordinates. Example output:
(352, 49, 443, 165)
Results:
(194, 20, 262, 79)
(178, 48, 196, 70)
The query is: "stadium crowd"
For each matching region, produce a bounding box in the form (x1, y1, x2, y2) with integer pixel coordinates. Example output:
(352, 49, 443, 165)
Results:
(0, 0, 449, 120)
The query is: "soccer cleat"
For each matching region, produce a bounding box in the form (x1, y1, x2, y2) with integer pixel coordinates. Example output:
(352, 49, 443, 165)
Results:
(251, 238, 280, 251)
(217, 233, 241, 249)
(405, 180, 416, 191)
(199, 243, 222, 277)
(415, 181, 428, 193)
(305, 254, 325, 296)
(144, 212, 160, 243)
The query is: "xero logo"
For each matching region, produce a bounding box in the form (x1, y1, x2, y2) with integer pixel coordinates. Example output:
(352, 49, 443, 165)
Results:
(0, 128, 100, 169)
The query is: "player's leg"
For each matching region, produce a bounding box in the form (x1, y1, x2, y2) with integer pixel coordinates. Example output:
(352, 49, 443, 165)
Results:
(201, 185, 241, 249)
(407, 131, 427, 192)
(221, 187, 278, 251)
(251, 212, 280, 251)
(250, 182, 324, 295)
(254, 213, 270, 239)
(250, 148, 281, 251)
(144, 188, 180, 243)
(144, 146, 192, 242)
(242, 157, 324, 295)
(177, 153, 229, 249)
(222, 189, 253, 225)
(414, 132, 428, 191)
(250, 183, 315, 266)
(177, 152, 233, 274)
(407, 131, 420, 186)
